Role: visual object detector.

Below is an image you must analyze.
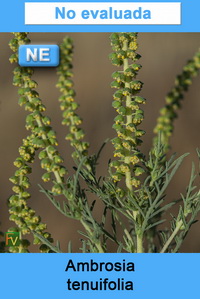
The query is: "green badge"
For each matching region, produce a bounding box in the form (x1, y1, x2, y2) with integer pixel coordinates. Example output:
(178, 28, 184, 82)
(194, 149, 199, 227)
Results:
(5, 232, 20, 247)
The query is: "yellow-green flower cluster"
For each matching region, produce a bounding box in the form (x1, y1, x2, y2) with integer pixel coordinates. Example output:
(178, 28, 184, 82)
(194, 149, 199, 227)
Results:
(9, 33, 68, 195)
(8, 32, 68, 251)
(9, 134, 53, 252)
(109, 33, 146, 189)
(57, 37, 89, 162)
(154, 49, 200, 151)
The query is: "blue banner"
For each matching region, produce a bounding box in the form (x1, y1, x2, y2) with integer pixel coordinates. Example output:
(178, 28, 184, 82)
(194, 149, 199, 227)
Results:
(0, 253, 199, 298)
(0, 0, 199, 32)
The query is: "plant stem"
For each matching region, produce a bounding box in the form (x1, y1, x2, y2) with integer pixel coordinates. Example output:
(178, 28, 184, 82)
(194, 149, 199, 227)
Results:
(123, 40, 133, 193)
(160, 220, 183, 253)
(122, 40, 143, 253)
(80, 220, 104, 253)
(137, 233, 143, 253)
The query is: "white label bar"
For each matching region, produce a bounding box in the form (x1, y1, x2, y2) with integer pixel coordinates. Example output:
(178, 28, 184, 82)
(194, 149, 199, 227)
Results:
(25, 2, 181, 25)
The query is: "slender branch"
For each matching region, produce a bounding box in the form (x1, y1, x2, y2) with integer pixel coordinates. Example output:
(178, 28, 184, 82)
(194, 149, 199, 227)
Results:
(160, 220, 182, 253)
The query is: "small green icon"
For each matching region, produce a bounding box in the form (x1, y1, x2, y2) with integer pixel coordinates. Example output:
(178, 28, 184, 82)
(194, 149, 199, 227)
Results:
(5, 232, 20, 246)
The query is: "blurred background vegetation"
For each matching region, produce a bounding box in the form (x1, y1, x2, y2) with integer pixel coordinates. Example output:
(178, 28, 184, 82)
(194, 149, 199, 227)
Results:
(0, 33, 200, 252)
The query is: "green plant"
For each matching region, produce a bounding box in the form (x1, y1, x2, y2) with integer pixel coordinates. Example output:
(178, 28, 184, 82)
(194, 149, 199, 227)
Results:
(4, 32, 200, 253)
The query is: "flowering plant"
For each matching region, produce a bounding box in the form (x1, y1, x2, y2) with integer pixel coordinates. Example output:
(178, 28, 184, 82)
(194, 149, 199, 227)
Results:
(1, 32, 200, 253)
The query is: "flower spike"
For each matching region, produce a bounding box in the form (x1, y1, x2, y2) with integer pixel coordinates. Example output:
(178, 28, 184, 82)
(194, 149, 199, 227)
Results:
(109, 33, 146, 190)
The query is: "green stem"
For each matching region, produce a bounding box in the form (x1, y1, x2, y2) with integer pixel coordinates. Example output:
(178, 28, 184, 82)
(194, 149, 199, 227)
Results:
(160, 220, 183, 253)
(80, 220, 104, 253)
(123, 40, 133, 193)
(136, 233, 143, 253)
(122, 40, 143, 253)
